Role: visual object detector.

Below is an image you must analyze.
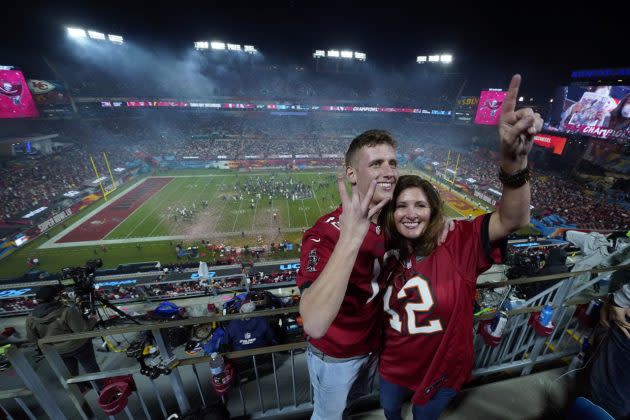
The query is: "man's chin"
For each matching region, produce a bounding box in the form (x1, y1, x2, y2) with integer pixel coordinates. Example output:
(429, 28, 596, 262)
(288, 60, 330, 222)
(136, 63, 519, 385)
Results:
(374, 191, 393, 203)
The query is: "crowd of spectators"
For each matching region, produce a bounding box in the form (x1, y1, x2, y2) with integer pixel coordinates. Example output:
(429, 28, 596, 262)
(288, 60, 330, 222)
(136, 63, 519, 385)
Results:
(406, 142, 629, 230)
(2, 113, 627, 230)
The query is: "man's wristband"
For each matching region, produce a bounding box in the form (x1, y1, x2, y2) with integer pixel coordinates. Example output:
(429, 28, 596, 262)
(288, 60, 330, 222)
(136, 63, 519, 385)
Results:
(498, 165, 531, 188)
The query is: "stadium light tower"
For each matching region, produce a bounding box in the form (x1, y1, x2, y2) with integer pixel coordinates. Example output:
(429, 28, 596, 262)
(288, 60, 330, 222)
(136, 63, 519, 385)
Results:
(340, 50, 353, 59)
(107, 34, 124, 44)
(313, 50, 326, 58)
(418, 53, 454, 64)
(87, 30, 106, 40)
(354, 52, 366, 61)
(327, 50, 340, 58)
(210, 41, 226, 50)
(67, 27, 87, 38)
(243, 45, 258, 54)
(194, 41, 209, 50)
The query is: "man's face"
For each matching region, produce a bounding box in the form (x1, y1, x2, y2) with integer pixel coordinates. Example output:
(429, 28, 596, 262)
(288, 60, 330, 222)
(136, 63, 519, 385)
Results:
(346, 143, 398, 206)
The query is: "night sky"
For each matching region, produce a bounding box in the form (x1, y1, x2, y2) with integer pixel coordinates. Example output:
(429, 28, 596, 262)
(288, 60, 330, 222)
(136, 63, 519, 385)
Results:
(2, 1, 627, 98)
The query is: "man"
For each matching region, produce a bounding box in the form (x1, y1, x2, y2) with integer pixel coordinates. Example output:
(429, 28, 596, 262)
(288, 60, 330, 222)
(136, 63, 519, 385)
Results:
(26, 285, 100, 392)
(297, 130, 449, 419)
(590, 267, 630, 418)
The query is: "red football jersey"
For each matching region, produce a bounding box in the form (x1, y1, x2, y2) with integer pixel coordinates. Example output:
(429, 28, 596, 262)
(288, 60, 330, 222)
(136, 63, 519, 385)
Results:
(296, 206, 387, 358)
(379, 214, 505, 405)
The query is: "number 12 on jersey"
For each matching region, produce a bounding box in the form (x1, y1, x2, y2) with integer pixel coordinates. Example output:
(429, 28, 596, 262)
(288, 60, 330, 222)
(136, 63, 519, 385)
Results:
(384, 276, 443, 335)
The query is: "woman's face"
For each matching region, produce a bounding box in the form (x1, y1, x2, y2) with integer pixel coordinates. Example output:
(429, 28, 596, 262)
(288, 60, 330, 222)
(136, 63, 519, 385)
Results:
(621, 102, 630, 118)
(393, 187, 432, 239)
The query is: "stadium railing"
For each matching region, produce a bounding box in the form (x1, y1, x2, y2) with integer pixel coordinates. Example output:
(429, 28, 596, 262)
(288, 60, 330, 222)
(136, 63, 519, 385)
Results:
(10, 263, 625, 419)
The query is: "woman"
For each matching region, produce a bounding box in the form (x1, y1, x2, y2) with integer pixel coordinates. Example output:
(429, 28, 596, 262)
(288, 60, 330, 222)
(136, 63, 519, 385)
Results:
(377, 74, 541, 420)
(605, 93, 630, 131)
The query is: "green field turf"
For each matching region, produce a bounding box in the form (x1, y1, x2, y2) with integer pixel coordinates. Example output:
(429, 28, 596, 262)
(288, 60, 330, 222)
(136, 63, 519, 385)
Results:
(0, 169, 475, 279)
(105, 172, 341, 239)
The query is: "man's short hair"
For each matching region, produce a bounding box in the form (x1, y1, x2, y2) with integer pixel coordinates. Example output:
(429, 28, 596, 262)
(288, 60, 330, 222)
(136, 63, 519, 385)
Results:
(345, 130, 397, 167)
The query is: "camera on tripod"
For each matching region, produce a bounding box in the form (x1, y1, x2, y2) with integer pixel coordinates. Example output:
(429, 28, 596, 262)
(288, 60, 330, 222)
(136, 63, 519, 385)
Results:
(61, 259, 103, 315)
(61, 258, 103, 293)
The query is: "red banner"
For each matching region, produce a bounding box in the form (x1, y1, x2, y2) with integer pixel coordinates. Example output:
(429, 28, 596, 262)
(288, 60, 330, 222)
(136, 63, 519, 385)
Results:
(533, 134, 567, 155)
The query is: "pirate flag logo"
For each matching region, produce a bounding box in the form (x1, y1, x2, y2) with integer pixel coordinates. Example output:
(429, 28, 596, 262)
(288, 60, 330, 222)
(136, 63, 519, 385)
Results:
(0, 81, 23, 105)
(306, 249, 319, 272)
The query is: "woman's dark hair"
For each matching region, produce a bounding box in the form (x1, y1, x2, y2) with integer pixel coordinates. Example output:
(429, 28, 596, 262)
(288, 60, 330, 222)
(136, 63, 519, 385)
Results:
(381, 175, 444, 260)
(607, 93, 630, 130)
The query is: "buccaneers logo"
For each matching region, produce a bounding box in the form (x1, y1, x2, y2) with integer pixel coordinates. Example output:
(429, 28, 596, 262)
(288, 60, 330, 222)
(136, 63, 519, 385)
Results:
(0, 81, 22, 105)
(306, 249, 319, 272)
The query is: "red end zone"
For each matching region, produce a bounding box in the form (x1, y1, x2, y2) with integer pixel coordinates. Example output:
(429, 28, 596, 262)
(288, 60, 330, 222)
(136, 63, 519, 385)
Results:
(57, 178, 173, 243)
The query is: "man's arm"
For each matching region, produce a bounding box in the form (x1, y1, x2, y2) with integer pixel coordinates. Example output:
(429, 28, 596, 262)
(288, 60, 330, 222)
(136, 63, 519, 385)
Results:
(299, 178, 387, 339)
(65, 306, 97, 333)
(25, 318, 38, 343)
(489, 75, 543, 241)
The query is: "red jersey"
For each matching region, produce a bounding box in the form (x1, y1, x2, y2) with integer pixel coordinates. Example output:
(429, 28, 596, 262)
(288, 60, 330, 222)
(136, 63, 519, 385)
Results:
(296, 206, 387, 358)
(379, 214, 505, 405)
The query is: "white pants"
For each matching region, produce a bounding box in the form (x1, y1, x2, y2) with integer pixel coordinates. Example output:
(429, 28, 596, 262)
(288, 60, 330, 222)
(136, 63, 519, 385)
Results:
(306, 347, 377, 420)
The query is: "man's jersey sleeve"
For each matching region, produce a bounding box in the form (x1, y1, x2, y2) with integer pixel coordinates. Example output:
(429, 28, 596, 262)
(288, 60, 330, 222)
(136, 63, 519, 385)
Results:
(296, 226, 337, 292)
(446, 213, 506, 284)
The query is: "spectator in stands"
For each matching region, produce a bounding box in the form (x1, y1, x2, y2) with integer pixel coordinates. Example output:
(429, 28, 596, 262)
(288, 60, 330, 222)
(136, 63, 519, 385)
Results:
(25, 285, 100, 392)
(590, 267, 630, 418)
(223, 300, 274, 351)
(376, 75, 541, 420)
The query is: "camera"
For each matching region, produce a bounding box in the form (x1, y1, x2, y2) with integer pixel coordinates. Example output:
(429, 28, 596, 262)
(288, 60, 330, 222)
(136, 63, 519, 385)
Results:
(61, 259, 103, 293)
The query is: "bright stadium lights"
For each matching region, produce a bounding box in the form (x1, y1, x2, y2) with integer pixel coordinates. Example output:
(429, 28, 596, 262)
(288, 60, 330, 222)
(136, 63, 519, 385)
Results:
(354, 52, 366, 61)
(88, 30, 106, 40)
(108, 34, 124, 44)
(550, 98, 554, 103)
(416, 56, 427, 63)
(313, 50, 326, 58)
(243, 45, 258, 54)
(428, 55, 440, 62)
(519, 96, 524, 102)
(340, 50, 353, 59)
(210, 41, 226, 50)
(327, 50, 340, 58)
(227, 43, 242, 51)
(67, 27, 87, 38)
(194, 41, 209, 50)
(440, 54, 453, 63)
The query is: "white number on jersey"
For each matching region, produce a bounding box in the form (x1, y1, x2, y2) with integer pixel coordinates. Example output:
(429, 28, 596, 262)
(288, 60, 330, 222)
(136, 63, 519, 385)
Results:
(384, 276, 443, 335)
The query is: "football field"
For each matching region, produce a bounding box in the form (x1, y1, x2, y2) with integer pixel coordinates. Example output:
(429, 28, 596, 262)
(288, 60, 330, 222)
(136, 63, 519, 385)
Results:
(0, 170, 480, 278)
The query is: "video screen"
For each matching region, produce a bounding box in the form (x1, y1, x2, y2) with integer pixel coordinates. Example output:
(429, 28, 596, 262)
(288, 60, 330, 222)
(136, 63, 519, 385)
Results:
(0, 70, 39, 118)
(545, 85, 630, 141)
(474, 91, 507, 125)
(532, 134, 567, 155)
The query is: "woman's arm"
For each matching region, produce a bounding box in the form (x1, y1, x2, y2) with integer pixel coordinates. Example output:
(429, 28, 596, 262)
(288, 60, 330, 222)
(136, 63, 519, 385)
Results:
(489, 75, 543, 241)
